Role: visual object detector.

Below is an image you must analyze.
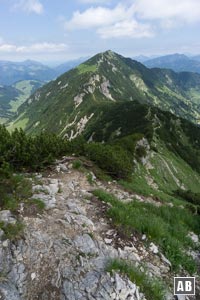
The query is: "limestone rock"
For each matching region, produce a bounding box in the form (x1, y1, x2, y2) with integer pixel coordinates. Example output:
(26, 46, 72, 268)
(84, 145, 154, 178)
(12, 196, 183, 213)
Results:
(74, 234, 98, 255)
(149, 242, 159, 254)
(0, 282, 21, 300)
(0, 241, 12, 274)
(0, 210, 16, 225)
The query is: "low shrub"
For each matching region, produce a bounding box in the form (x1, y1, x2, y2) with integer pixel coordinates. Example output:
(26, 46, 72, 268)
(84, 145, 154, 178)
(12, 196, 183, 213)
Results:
(85, 143, 132, 179)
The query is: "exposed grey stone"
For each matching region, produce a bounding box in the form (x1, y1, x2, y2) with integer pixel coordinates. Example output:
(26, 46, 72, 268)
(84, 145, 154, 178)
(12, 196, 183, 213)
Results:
(91, 256, 107, 271)
(149, 242, 159, 254)
(160, 253, 172, 267)
(59, 164, 68, 172)
(74, 234, 98, 255)
(32, 185, 43, 192)
(62, 280, 76, 300)
(146, 262, 161, 276)
(0, 242, 12, 274)
(104, 238, 112, 244)
(0, 229, 4, 239)
(142, 234, 146, 240)
(73, 215, 95, 231)
(0, 210, 16, 225)
(0, 282, 21, 300)
(48, 179, 59, 194)
(188, 231, 199, 243)
(32, 193, 56, 209)
(115, 273, 125, 292)
(64, 213, 72, 224)
(177, 296, 186, 300)
(81, 271, 100, 293)
(67, 201, 85, 215)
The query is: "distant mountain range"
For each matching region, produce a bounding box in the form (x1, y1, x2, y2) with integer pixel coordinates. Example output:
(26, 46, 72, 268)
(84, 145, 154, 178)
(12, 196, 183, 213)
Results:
(144, 53, 200, 74)
(9, 50, 200, 136)
(1, 53, 200, 88)
(0, 58, 89, 120)
(0, 60, 56, 86)
(0, 58, 88, 86)
(6, 51, 200, 197)
(54, 57, 89, 77)
(192, 55, 200, 62)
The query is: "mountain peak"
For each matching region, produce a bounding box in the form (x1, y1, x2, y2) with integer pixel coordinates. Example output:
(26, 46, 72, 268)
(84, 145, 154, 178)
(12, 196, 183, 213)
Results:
(101, 50, 122, 60)
(102, 50, 116, 56)
(85, 50, 124, 68)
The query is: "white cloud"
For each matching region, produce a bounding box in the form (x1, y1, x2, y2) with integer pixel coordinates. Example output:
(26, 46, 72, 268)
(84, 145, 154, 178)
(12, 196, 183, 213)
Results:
(14, 0, 44, 14)
(134, 0, 200, 24)
(65, 0, 200, 39)
(65, 4, 132, 29)
(98, 20, 153, 39)
(0, 42, 68, 53)
(0, 44, 16, 52)
(65, 3, 152, 39)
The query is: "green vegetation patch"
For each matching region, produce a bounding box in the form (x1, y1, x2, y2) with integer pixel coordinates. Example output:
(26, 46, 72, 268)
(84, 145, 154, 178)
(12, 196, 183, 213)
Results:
(9, 116, 29, 131)
(68, 136, 133, 180)
(93, 189, 199, 273)
(77, 63, 97, 74)
(85, 143, 132, 180)
(27, 198, 45, 211)
(0, 163, 32, 212)
(72, 159, 83, 169)
(0, 125, 70, 171)
(0, 221, 24, 241)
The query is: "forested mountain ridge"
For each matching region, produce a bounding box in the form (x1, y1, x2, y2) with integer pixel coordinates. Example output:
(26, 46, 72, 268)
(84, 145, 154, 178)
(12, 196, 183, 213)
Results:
(9, 50, 200, 136)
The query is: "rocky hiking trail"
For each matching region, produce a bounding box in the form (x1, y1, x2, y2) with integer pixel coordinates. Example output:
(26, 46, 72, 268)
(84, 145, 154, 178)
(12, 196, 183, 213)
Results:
(0, 157, 199, 300)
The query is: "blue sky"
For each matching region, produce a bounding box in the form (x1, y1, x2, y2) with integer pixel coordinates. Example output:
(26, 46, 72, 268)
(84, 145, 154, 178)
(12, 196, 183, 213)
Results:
(0, 0, 200, 63)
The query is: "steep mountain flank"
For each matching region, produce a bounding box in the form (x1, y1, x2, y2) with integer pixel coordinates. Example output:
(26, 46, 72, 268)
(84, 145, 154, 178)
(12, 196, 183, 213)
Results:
(9, 51, 200, 135)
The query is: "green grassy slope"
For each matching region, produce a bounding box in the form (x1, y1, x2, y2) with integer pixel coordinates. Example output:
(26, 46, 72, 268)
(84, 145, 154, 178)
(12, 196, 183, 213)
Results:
(9, 50, 200, 135)
(0, 80, 43, 125)
(0, 85, 21, 122)
(82, 100, 200, 201)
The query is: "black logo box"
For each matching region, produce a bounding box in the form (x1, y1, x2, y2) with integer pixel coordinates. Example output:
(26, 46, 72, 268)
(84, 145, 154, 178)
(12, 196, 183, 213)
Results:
(174, 277, 195, 295)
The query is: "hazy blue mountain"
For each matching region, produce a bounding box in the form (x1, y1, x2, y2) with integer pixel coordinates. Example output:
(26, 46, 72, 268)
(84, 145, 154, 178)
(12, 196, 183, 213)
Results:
(0, 60, 56, 85)
(192, 55, 200, 62)
(132, 55, 150, 62)
(54, 57, 89, 77)
(144, 53, 200, 74)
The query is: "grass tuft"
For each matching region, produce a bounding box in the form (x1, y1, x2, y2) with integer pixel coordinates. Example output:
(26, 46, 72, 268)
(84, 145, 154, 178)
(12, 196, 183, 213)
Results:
(106, 259, 166, 300)
(0, 221, 24, 241)
(93, 189, 199, 273)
